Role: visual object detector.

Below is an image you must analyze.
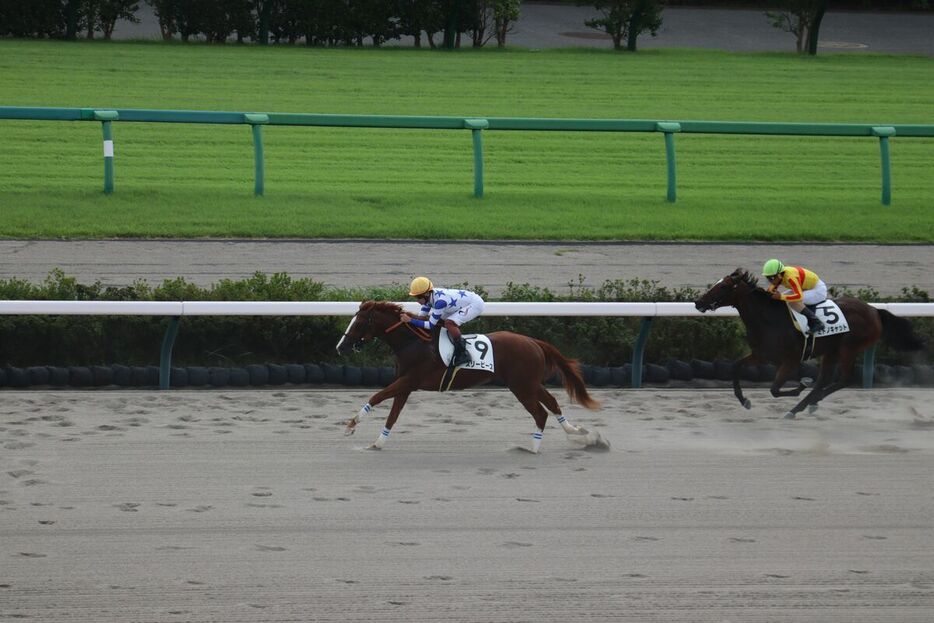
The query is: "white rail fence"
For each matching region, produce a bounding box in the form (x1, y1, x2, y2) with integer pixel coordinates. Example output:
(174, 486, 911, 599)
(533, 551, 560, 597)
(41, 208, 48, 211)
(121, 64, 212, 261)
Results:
(1, 301, 931, 389)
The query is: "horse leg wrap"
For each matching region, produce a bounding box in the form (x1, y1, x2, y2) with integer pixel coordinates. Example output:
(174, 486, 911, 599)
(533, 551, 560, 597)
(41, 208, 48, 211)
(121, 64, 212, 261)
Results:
(372, 426, 391, 449)
(556, 415, 580, 434)
(530, 429, 543, 453)
(346, 403, 371, 435)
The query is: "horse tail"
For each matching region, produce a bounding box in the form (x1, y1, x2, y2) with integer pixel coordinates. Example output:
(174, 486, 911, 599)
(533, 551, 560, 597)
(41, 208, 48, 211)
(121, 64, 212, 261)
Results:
(535, 339, 601, 410)
(879, 309, 925, 352)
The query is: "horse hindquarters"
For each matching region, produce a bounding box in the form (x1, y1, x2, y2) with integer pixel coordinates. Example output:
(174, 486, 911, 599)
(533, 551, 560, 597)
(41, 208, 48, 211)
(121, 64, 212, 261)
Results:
(879, 309, 924, 352)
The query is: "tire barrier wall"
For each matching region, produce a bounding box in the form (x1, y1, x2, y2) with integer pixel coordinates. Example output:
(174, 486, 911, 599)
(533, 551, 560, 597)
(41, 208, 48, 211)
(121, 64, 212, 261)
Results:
(2, 360, 932, 389)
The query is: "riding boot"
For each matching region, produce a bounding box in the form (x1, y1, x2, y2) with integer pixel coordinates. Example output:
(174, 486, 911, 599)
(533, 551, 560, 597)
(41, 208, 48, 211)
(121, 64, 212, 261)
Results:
(452, 338, 471, 367)
(801, 306, 825, 333)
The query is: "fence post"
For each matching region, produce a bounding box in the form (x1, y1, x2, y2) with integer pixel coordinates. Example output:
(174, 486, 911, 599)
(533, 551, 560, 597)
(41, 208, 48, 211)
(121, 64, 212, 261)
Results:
(656, 122, 681, 203)
(631, 317, 654, 388)
(464, 119, 489, 198)
(872, 126, 895, 205)
(159, 316, 181, 390)
(245, 113, 269, 196)
(93, 110, 118, 194)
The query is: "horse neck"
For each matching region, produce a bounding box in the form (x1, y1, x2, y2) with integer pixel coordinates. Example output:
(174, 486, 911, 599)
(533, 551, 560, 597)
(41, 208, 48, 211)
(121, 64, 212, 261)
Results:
(377, 321, 432, 359)
(733, 287, 776, 323)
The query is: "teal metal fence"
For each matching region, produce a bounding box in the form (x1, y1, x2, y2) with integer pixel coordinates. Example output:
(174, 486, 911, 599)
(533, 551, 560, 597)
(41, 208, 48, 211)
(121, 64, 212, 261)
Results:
(2, 106, 932, 203)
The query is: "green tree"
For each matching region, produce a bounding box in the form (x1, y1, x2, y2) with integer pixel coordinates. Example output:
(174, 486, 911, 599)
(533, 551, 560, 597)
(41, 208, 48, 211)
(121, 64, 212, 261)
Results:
(492, 0, 520, 48)
(438, 0, 472, 48)
(396, 0, 445, 48)
(0, 0, 65, 38)
(765, 0, 828, 55)
(144, 0, 179, 40)
(580, 0, 664, 52)
(467, 0, 519, 48)
(93, 1, 141, 40)
(252, 0, 275, 44)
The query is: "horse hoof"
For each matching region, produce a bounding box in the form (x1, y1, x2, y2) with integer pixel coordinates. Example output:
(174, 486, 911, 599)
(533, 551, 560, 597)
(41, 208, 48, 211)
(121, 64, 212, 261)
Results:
(344, 425, 357, 436)
(366, 443, 382, 451)
(569, 430, 611, 451)
(784, 411, 797, 420)
(569, 426, 590, 436)
(588, 432, 612, 451)
(800, 377, 814, 388)
(808, 404, 819, 415)
(742, 399, 752, 410)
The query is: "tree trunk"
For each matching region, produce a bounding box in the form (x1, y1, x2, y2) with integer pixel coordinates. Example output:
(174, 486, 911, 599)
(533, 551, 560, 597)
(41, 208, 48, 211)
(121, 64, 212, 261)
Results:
(626, 15, 640, 51)
(443, 2, 458, 49)
(157, 13, 174, 41)
(64, 0, 79, 40)
(86, 2, 95, 40)
(806, 0, 828, 56)
(258, 1, 271, 45)
(496, 20, 507, 47)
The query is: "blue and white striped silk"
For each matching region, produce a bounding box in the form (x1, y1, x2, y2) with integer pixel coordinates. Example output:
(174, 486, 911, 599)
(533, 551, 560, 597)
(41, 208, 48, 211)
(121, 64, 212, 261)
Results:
(407, 287, 484, 331)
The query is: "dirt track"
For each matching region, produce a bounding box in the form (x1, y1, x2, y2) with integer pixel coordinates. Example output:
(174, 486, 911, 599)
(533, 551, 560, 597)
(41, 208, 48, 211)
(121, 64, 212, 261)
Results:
(2, 388, 933, 622)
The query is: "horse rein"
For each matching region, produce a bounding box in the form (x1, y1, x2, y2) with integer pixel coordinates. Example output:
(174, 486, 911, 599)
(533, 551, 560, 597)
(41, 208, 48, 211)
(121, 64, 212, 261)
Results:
(386, 318, 432, 342)
(344, 310, 432, 344)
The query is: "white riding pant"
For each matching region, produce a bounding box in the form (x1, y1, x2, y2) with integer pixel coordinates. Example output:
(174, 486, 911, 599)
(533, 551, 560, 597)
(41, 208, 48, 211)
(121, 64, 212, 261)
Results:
(788, 280, 827, 310)
(445, 301, 484, 326)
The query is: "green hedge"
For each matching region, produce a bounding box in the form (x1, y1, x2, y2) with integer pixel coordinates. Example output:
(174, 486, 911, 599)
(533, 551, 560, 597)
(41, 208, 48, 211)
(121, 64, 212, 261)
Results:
(0, 270, 929, 368)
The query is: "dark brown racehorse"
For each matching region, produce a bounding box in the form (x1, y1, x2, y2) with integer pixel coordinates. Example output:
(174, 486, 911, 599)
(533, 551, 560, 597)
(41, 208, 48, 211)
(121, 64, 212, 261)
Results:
(695, 269, 924, 419)
(336, 301, 606, 452)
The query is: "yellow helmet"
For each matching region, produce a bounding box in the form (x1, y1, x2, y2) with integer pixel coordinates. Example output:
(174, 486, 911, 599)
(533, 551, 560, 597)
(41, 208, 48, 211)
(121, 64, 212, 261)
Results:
(408, 276, 433, 296)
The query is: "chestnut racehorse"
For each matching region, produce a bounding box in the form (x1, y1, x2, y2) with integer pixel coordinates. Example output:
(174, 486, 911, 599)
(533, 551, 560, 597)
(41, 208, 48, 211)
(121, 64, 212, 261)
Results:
(336, 301, 606, 452)
(695, 269, 924, 418)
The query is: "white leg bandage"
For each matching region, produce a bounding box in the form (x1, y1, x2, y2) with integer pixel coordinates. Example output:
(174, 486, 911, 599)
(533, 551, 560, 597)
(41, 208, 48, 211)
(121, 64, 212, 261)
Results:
(556, 414, 579, 434)
(372, 426, 391, 449)
(530, 429, 543, 453)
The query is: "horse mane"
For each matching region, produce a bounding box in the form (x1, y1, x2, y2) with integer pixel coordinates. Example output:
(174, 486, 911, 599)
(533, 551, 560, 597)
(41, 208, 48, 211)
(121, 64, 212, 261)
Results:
(361, 300, 404, 315)
(733, 268, 760, 290)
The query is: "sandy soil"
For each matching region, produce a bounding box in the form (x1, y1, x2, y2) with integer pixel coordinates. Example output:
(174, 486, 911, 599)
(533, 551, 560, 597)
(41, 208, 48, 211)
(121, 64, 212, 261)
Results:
(2, 388, 933, 622)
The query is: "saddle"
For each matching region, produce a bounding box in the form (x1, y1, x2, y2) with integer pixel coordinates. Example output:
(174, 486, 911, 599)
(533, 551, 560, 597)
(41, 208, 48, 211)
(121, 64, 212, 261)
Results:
(438, 328, 495, 391)
(787, 300, 849, 338)
(787, 300, 850, 361)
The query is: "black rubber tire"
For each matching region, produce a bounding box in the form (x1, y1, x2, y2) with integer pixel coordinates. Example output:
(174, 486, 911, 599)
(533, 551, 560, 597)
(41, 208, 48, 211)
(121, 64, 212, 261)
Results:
(246, 364, 269, 386)
(187, 366, 209, 387)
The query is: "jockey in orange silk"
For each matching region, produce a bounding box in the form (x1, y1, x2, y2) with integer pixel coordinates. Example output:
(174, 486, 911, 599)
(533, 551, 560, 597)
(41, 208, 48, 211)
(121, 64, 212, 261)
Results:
(762, 259, 827, 333)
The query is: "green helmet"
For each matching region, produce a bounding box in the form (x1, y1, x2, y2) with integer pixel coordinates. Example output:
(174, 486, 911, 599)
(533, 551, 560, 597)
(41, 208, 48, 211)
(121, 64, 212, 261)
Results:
(762, 259, 784, 277)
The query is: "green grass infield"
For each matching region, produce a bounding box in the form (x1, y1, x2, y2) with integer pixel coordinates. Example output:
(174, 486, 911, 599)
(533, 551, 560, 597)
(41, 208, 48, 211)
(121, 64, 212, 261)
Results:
(1, 40, 932, 241)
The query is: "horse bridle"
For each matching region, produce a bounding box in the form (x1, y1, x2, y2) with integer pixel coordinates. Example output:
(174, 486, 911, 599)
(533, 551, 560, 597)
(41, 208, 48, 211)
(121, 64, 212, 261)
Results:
(700, 274, 745, 311)
(342, 308, 431, 352)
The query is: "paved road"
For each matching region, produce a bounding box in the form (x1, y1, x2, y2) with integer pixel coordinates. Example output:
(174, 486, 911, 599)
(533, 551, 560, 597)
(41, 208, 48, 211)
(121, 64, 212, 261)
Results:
(112, 3, 934, 56)
(2, 240, 930, 297)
